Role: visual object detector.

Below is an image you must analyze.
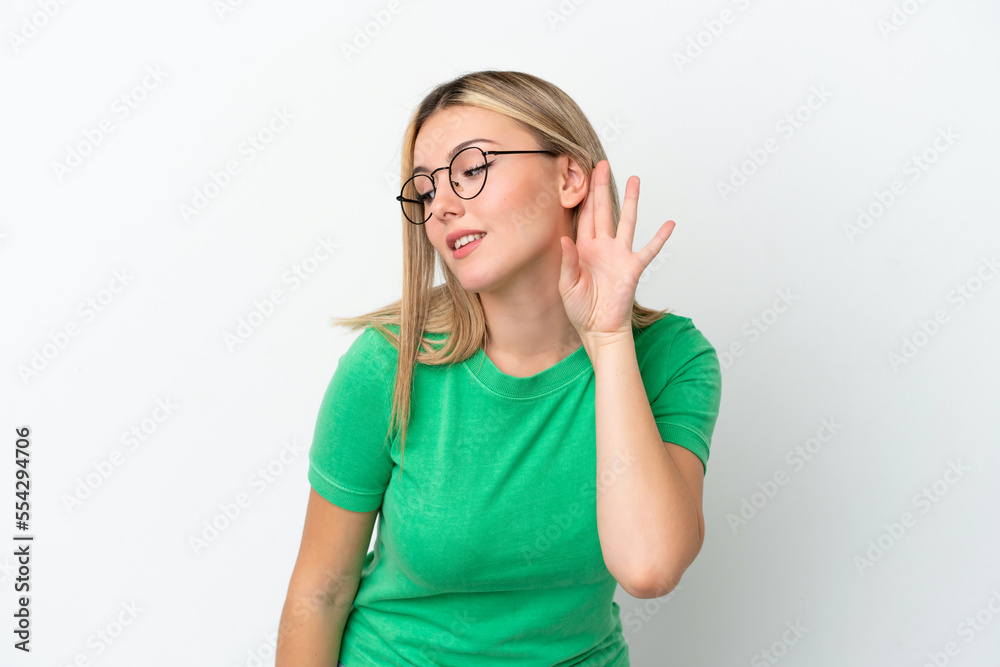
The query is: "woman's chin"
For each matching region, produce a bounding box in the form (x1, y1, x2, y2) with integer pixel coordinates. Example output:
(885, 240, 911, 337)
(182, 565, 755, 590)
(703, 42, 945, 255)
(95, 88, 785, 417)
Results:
(455, 272, 495, 295)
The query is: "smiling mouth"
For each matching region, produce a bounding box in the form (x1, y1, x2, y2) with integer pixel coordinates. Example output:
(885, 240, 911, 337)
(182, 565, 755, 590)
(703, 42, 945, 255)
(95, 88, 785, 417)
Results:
(449, 234, 487, 260)
(451, 232, 487, 251)
(448, 232, 486, 251)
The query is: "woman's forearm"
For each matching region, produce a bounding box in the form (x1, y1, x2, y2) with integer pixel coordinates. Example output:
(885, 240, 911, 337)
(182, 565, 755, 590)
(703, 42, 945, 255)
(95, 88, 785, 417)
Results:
(587, 332, 703, 599)
(276, 587, 353, 667)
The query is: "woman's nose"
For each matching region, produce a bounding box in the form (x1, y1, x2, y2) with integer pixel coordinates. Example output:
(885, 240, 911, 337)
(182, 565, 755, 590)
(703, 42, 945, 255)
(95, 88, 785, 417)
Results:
(427, 179, 464, 220)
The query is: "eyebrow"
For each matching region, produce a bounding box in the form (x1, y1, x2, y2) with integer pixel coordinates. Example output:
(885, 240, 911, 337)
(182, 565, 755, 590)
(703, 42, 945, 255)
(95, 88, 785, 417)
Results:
(412, 138, 498, 175)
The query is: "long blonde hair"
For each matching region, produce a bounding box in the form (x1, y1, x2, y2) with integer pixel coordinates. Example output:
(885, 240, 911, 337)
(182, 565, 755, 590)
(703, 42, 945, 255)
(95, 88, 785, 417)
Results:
(331, 70, 670, 476)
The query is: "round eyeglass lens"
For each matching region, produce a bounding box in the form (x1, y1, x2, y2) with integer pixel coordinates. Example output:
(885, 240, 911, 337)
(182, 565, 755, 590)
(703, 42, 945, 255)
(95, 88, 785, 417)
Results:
(449, 146, 489, 200)
(400, 147, 490, 223)
(400, 174, 433, 223)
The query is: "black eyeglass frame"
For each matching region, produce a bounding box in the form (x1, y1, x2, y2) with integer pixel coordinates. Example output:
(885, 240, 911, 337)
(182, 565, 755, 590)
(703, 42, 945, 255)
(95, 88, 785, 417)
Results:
(395, 147, 557, 224)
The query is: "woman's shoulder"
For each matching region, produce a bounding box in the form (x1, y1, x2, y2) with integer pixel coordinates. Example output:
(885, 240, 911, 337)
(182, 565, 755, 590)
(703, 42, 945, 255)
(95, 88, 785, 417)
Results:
(337, 325, 401, 371)
(355, 323, 451, 357)
(634, 312, 716, 358)
(635, 312, 694, 341)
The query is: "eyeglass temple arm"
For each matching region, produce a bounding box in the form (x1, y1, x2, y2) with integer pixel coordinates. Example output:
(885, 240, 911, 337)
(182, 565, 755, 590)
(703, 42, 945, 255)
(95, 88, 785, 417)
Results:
(483, 150, 557, 156)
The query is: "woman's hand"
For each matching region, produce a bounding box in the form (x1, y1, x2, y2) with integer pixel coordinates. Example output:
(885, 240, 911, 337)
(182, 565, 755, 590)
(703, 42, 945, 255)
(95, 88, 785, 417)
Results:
(558, 159, 675, 347)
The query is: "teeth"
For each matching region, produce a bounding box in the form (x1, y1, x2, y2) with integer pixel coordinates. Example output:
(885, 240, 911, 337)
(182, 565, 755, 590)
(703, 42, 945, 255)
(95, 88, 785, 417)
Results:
(454, 232, 485, 250)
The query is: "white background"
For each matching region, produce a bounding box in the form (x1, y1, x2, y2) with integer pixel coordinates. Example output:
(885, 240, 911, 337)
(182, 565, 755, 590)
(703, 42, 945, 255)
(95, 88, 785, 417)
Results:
(2, 1, 999, 665)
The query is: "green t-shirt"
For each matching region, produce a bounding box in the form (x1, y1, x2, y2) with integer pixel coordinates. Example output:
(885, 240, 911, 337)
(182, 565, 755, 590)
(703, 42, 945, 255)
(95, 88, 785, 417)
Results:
(308, 313, 722, 666)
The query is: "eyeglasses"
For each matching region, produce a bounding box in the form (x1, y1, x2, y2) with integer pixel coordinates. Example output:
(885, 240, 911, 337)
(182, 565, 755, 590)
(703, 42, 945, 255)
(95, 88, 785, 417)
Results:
(396, 146, 556, 225)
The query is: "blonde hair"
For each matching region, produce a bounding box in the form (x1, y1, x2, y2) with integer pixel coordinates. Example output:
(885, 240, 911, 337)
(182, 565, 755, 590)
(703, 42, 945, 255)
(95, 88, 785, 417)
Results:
(331, 70, 671, 476)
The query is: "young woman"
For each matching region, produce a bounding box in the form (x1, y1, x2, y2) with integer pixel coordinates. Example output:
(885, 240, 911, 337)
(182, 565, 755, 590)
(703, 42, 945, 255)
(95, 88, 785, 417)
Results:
(276, 70, 722, 666)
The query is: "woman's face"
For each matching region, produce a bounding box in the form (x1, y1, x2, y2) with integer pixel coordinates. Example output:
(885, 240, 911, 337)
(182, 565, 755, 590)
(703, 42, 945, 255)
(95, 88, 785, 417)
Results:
(412, 105, 582, 295)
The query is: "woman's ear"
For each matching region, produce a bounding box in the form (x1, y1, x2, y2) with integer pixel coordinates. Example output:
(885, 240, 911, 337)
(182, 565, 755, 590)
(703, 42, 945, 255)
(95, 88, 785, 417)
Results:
(558, 155, 589, 210)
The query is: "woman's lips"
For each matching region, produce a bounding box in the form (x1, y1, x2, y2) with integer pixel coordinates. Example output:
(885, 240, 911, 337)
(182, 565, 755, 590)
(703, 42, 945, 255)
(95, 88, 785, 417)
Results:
(452, 234, 485, 259)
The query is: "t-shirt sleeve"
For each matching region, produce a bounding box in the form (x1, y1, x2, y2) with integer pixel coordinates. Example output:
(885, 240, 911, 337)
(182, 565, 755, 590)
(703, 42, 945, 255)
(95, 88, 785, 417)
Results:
(307, 327, 397, 512)
(648, 318, 723, 477)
